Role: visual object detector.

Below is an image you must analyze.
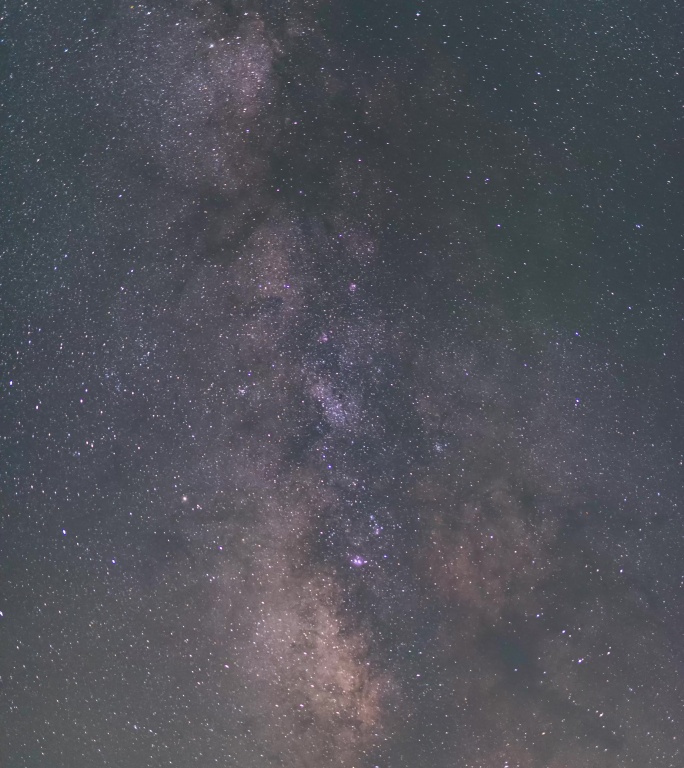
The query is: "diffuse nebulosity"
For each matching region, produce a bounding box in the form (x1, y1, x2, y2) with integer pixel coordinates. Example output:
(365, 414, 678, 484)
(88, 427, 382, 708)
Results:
(91, 1, 684, 765)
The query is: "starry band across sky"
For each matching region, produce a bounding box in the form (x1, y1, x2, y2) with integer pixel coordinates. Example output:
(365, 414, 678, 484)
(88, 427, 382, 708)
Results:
(1, 1, 682, 766)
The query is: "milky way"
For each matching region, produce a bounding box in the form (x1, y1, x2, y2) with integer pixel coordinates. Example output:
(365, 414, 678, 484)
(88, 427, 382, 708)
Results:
(2, 1, 682, 766)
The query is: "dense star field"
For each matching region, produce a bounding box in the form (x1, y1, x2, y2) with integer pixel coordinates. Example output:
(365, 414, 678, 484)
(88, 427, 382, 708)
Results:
(1, 1, 682, 766)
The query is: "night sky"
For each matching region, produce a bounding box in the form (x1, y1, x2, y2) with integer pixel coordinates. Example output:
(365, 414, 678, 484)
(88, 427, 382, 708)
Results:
(1, 1, 683, 766)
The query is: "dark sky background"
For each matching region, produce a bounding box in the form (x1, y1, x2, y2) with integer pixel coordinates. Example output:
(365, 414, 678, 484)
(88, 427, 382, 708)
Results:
(1, 1, 682, 766)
